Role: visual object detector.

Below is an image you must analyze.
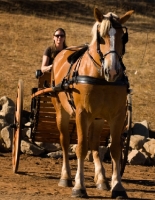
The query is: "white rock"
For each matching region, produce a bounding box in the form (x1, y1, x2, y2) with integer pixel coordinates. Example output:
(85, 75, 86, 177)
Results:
(1, 126, 13, 150)
(0, 96, 15, 125)
(36, 142, 61, 152)
(21, 140, 45, 156)
(129, 135, 147, 150)
(143, 139, 155, 156)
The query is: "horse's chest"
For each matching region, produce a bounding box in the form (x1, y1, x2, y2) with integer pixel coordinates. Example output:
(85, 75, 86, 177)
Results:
(75, 86, 126, 116)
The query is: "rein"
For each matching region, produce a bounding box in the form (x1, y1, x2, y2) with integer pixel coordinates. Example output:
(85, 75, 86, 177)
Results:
(95, 23, 128, 76)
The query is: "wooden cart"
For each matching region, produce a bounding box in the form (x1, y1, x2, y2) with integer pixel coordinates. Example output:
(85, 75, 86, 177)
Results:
(11, 71, 132, 176)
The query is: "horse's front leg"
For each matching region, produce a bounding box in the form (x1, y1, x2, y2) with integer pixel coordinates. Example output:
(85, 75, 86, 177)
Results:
(89, 119, 110, 190)
(72, 110, 89, 198)
(110, 119, 128, 199)
(53, 101, 73, 187)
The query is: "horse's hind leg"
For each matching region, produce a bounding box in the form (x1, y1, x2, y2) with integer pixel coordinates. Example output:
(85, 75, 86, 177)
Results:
(89, 119, 110, 191)
(53, 99, 73, 187)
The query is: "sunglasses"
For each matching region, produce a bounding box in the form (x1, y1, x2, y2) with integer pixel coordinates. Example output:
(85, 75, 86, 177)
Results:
(54, 34, 65, 38)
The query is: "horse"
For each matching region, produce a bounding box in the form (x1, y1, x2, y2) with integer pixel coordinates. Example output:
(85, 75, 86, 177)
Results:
(51, 7, 134, 199)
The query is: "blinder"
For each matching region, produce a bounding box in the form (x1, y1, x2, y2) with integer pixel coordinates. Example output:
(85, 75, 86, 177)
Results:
(122, 27, 128, 44)
(97, 22, 128, 56)
(121, 27, 128, 55)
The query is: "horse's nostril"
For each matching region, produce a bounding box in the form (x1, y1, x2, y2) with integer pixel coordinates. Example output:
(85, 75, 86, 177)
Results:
(105, 68, 109, 75)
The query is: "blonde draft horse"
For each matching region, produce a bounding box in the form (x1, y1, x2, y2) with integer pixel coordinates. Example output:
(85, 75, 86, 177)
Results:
(52, 8, 134, 199)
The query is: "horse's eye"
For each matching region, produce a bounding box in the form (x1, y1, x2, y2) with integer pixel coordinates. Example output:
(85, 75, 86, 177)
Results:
(100, 37, 105, 44)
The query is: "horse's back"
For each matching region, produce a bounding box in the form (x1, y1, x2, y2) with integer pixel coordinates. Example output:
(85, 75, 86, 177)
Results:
(53, 46, 86, 82)
(53, 49, 72, 82)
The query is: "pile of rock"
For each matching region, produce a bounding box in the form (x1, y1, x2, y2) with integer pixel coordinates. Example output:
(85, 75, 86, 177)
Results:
(0, 96, 15, 152)
(0, 96, 155, 165)
(127, 120, 155, 165)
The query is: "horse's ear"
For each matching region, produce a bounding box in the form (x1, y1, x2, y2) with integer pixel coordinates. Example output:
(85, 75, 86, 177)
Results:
(119, 10, 134, 24)
(94, 7, 103, 22)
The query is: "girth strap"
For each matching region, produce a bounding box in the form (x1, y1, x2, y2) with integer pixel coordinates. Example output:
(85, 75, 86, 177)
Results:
(52, 74, 129, 92)
(71, 75, 128, 86)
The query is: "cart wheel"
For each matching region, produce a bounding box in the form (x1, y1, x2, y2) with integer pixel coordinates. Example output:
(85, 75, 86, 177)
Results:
(12, 79, 23, 173)
(120, 92, 132, 176)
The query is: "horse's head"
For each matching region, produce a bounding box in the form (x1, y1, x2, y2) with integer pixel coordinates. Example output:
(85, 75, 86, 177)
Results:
(92, 8, 134, 82)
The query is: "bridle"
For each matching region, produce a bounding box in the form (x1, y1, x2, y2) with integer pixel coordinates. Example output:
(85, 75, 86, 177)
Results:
(94, 19, 129, 75)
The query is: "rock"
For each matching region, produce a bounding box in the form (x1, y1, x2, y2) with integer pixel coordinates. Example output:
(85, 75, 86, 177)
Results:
(0, 126, 13, 151)
(68, 151, 76, 159)
(21, 140, 45, 156)
(47, 150, 76, 159)
(132, 120, 149, 137)
(129, 135, 147, 150)
(149, 129, 155, 139)
(0, 119, 7, 130)
(22, 127, 31, 140)
(85, 150, 93, 162)
(70, 144, 77, 153)
(139, 149, 152, 166)
(0, 96, 15, 125)
(128, 149, 147, 165)
(0, 137, 6, 152)
(35, 142, 62, 152)
(47, 150, 63, 159)
(99, 146, 108, 161)
(84, 146, 108, 162)
(143, 139, 155, 157)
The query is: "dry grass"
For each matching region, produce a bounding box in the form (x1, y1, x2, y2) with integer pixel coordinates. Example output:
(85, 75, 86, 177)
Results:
(0, 1, 155, 129)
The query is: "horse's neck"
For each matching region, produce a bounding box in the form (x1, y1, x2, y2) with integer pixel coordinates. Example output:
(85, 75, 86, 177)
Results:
(88, 43, 101, 64)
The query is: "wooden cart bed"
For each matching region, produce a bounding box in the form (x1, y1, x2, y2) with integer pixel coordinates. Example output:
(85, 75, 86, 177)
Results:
(31, 71, 110, 146)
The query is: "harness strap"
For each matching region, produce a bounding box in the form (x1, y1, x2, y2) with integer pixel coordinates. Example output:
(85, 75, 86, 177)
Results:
(62, 45, 88, 81)
(71, 75, 129, 86)
(87, 51, 101, 73)
(52, 74, 129, 93)
(67, 45, 88, 64)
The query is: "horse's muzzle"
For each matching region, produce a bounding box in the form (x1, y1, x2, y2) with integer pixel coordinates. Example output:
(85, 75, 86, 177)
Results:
(104, 67, 119, 82)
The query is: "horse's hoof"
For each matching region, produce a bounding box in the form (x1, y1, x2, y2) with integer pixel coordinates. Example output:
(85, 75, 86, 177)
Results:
(111, 190, 128, 199)
(96, 181, 110, 191)
(71, 189, 88, 198)
(58, 179, 73, 187)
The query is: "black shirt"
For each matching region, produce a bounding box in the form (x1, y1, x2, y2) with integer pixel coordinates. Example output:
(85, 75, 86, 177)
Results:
(44, 46, 60, 65)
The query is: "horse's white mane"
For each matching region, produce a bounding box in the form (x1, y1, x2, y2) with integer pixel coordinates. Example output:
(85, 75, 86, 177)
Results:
(103, 12, 118, 19)
(90, 12, 119, 46)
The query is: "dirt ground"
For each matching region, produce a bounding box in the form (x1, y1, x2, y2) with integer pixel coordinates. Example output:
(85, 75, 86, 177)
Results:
(0, 1, 155, 200)
(0, 152, 154, 200)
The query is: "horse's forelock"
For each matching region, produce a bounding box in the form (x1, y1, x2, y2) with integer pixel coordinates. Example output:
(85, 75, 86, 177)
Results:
(100, 12, 119, 37)
(100, 19, 111, 37)
(90, 20, 111, 46)
(104, 12, 118, 19)
(90, 12, 119, 45)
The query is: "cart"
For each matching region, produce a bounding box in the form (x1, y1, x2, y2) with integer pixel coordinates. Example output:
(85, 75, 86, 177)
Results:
(11, 70, 132, 176)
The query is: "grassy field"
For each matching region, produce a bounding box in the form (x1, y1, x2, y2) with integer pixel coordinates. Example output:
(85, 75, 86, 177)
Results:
(0, 0, 155, 129)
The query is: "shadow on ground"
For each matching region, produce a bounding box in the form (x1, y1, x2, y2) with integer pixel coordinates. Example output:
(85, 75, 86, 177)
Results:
(1, 0, 155, 25)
